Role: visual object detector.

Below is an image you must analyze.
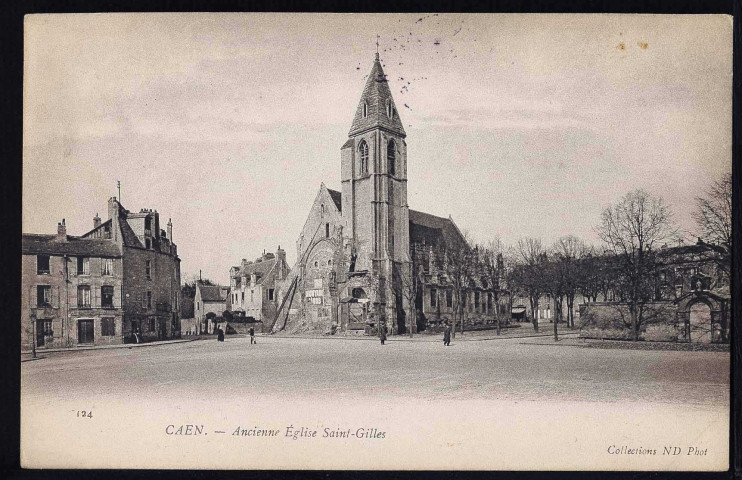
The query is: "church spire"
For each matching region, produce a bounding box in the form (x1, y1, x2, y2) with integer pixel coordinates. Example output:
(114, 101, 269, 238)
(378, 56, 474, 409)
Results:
(348, 54, 406, 138)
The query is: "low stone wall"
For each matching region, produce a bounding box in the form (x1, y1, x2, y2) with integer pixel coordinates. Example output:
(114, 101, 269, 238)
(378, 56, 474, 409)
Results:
(578, 302, 679, 341)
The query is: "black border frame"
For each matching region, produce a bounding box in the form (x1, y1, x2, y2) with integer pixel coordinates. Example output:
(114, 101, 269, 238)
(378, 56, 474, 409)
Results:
(1, 1, 738, 479)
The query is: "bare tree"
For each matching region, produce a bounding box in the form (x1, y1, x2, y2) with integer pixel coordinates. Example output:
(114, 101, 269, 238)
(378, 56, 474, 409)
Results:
(597, 189, 677, 341)
(540, 255, 563, 341)
(576, 247, 617, 306)
(443, 231, 474, 338)
(398, 262, 422, 338)
(481, 238, 507, 335)
(552, 236, 589, 328)
(511, 237, 548, 334)
(692, 172, 732, 274)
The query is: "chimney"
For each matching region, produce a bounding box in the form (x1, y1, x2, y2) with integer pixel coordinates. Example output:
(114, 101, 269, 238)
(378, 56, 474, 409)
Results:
(93, 213, 101, 229)
(276, 246, 286, 280)
(108, 197, 119, 221)
(108, 197, 120, 243)
(56, 219, 67, 242)
(167, 218, 173, 241)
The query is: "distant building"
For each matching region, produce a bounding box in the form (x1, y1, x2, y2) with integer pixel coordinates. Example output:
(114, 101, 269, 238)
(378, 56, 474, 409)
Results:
(228, 247, 290, 323)
(194, 282, 229, 334)
(525, 239, 731, 343)
(21, 197, 181, 351)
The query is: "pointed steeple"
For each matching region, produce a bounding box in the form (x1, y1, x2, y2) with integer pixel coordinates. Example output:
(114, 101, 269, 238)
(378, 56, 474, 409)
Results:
(349, 54, 406, 138)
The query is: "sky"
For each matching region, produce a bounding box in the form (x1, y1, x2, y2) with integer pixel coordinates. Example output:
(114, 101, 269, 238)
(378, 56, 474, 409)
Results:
(23, 13, 732, 284)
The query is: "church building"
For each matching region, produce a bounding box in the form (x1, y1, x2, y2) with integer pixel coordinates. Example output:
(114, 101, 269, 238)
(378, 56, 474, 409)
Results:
(269, 54, 500, 336)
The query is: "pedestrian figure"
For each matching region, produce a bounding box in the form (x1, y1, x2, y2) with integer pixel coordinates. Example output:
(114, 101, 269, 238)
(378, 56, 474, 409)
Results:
(443, 321, 451, 346)
(380, 322, 387, 345)
(249, 326, 256, 344)
(217, 327, 225, 342)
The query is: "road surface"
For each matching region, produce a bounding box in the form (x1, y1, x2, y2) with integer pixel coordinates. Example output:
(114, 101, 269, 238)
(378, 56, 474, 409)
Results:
(22, 334, 729, 406)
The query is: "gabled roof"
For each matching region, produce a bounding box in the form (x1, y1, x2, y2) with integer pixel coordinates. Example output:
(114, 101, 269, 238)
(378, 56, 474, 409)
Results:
(199, 285, 229, 302)
(22, 234, 122, 257)
(409, 209, 467, 250)
(234, 257, 277, 285)
(348, 54, 406, 138)
(81, 219, 112, 238)
(327, 188, 342, 212)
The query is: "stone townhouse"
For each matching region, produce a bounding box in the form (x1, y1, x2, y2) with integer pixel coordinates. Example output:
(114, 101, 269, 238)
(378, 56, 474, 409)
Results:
(228, 248, 290, 325)
(194, 282, 230, 334)
(21, 197, 181, 351)
(268, 54, 501, 336)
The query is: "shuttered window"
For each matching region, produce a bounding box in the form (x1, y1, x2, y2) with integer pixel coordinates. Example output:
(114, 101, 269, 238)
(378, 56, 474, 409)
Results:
(77, 286, 91, 308)
(101, 258, 114, 276)
(37, 285, 51, 307)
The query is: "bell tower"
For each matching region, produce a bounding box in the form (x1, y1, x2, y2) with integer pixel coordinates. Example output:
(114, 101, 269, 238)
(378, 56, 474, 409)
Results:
(340, 53, 411, 334)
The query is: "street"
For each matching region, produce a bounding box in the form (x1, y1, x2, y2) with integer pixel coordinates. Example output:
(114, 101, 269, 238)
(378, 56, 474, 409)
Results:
(22, 334, 729, 406)
(20, 334, 730, 470)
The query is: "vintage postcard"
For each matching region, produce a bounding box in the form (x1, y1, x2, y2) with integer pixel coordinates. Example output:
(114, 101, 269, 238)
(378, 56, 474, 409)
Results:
(21, 13, 732, 470)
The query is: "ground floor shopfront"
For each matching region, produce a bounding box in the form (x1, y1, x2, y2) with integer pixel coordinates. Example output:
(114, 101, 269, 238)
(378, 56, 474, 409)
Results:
(23, 308, 181, 352)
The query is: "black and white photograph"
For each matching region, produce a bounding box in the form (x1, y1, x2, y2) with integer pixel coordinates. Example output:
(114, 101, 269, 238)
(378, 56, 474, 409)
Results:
(21, 13, 732, 470)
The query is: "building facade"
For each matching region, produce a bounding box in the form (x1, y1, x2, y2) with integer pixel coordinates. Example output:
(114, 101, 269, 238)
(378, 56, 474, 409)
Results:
(228, 247, 290, 322)
(269, 54, 501, 336)
(194, 283, 230, 334)
(21, 198, 181, 351)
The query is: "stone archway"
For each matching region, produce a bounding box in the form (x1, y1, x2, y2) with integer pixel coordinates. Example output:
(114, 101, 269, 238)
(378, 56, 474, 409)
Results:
(688, 301, 712, 344)
(675, 291, 729, 343)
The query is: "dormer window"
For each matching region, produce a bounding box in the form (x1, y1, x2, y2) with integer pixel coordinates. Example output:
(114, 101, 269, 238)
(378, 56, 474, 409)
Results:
(363, 102, 368, 118)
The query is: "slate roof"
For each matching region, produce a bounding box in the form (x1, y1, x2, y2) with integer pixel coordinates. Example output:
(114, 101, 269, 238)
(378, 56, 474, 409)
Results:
(409, 209, 466, 250)
(21, 234, 122, 257)
(233, 257, 277, 285)
(81, 219, 112, 238)
(199, 285, 229, 302)
(327, 188, 342, 212)
(348, 54, 406, 138)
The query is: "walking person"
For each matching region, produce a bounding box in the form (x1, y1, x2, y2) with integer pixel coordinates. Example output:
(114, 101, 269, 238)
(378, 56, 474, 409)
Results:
(217, 327, 225, 342)
(249, 326, 256, 344)
(380, 322, 387, 345)
(443, 321, 451, 346)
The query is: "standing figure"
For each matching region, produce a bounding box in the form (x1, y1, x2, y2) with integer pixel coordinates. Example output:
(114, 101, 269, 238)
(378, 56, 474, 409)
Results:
(249, 326, 256, 344)
(443, 321, 451, 346)
(380, 322, 387, 345)
(217, 327, 225, 342)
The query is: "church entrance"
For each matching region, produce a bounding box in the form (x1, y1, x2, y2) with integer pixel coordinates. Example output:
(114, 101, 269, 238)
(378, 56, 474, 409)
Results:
(342, 287, 368, 331)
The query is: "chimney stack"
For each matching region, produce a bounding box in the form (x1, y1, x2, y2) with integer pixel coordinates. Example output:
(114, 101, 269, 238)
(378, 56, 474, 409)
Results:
(276, 246, 287, 280)
(56, 219, 67, 242)
(167, 218, 173, 241)
(93, 213, 101, 229)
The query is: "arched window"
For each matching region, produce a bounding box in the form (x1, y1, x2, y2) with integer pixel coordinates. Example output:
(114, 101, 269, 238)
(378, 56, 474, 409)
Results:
(325, 223, 330, 238)
(387, 139, 396, 176)
(358, 140, 369, 175)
